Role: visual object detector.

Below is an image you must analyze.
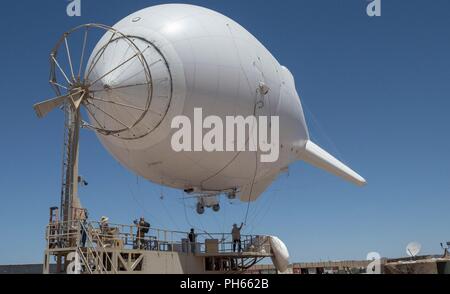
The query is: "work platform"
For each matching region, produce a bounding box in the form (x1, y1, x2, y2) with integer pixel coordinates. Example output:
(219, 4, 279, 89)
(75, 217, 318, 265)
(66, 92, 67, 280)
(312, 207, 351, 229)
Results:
(43, 219, 273, 274)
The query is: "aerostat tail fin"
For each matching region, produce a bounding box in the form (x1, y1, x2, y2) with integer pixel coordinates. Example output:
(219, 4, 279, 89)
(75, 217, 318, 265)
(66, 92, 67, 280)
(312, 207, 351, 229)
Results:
(301, 140, 366, 186)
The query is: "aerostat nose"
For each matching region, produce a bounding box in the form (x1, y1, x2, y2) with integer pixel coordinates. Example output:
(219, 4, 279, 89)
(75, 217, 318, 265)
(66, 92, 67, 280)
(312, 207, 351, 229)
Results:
(83, 32, 172, 139)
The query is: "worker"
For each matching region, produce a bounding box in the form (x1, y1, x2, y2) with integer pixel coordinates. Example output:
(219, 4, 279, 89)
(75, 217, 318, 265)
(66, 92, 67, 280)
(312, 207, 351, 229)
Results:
(232, 223, 244, 252)
(188, 228, 196, 254)
(134, 217, 150, 249)
(100, 216, 109, 233)
(79, 210, 89, 248)
(99, 216, 111, 245)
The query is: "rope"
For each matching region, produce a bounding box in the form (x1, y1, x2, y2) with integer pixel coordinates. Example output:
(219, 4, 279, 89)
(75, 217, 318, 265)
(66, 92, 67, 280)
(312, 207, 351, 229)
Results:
(248, 188, 279, 235)
(158, 185, 181, 231)
(302, 99, 347, 164)
(243, 148, 259, 226)
(127, 181, 162, 227)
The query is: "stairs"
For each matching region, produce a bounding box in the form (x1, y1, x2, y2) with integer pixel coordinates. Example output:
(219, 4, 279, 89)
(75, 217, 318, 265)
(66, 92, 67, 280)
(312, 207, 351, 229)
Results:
(75, 221, 118, 274)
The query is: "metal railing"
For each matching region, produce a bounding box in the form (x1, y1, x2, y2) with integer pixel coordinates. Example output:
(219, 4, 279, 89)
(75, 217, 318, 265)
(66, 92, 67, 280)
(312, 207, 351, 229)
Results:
(46, 220, 118, 273)
(80, 221, 118, 273)
(46, 220, 271, 256)
(194, 233, 271, 255)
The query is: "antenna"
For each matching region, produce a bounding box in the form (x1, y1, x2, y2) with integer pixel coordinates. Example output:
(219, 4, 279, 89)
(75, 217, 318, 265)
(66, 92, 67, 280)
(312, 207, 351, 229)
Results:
(406, 242, 422, 258)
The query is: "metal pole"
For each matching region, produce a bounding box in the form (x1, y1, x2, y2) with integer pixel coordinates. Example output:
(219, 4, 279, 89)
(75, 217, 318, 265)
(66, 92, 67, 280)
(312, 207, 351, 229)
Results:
(61, 99, 81, 225)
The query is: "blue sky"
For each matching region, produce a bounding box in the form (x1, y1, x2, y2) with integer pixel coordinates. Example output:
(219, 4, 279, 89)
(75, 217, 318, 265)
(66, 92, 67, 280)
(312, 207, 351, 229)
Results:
(0, 0, 449, 264)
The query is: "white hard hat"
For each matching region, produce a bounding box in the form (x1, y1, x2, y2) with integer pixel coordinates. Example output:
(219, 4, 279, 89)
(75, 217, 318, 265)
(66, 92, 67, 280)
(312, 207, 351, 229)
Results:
(100, 216, 109, 223)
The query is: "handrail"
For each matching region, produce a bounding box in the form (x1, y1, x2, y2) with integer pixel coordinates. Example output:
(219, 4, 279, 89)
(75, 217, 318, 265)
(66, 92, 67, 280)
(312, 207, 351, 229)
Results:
(46, 220, 272, 256)
(45, 220, 118, 273)
(76, 247, 93, 274)
(81, 221, 118, 274)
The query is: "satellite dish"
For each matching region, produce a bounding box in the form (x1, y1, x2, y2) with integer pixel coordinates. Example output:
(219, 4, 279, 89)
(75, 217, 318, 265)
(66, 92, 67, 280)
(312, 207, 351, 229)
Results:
(406, 242, 422, 257)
